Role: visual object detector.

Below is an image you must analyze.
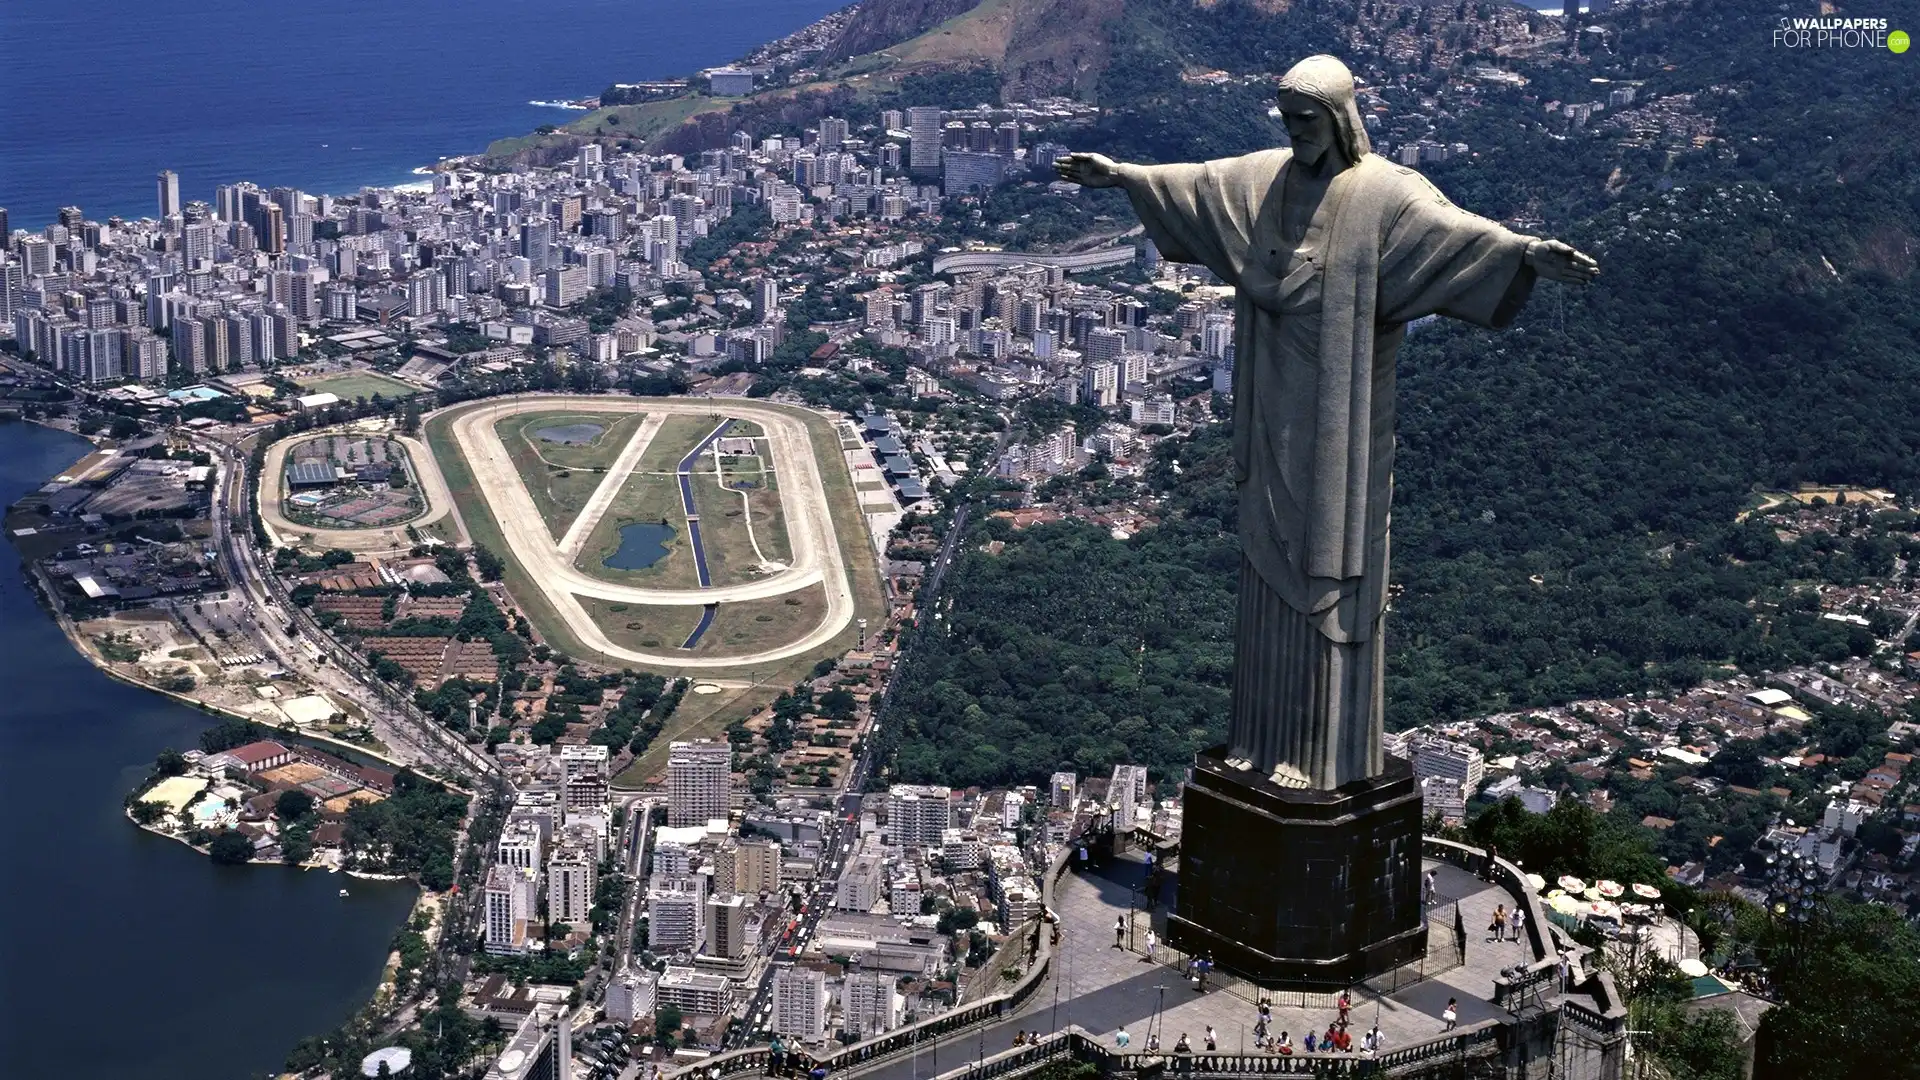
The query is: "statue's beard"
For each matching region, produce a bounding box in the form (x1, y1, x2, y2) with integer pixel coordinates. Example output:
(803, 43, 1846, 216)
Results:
(1292, 139, 1329, 169)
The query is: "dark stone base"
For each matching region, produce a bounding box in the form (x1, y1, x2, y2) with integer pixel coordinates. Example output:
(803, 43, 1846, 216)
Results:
(1167, 749, 1426, 988)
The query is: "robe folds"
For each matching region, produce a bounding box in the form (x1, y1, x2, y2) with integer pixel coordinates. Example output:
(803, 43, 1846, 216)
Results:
(1118, 149, 1536, 788)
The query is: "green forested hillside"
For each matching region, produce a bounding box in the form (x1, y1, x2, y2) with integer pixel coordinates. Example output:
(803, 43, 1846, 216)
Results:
(888, 0, 1920, 789)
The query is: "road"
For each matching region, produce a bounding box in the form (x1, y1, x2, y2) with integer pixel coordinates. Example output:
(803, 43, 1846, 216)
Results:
(724, 502, 970, 1049)
(441, 396, 857, 668)
(193, 428, 498, 780)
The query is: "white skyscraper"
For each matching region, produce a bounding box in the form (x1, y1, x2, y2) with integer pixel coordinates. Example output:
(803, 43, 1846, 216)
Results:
(648, 874, 707, 954)
(772, 966, 827, 1041)
(885, 785, 952, 848)
(606, 969, 658, 1024)
(842, 970, 900, 1039)
(485, 863, 538, 954)
(547, 842, 598, 928)
(667, 739, 732, 826)
(157, 170, 180, 219)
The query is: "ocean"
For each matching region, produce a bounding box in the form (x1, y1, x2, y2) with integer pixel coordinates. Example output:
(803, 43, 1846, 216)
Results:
(0, 0, 849, 230)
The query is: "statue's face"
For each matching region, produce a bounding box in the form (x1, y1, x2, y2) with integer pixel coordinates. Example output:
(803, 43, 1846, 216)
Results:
(1277, 93, 1338, 168)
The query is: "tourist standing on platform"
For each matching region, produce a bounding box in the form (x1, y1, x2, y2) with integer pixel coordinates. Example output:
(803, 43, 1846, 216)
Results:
(1115, 914, 1126, 948)
(1337, 989, 1351, 1027)
(1423, 869, 1437, 906)
(1205, 1026, 1217, 1051)
(1146, 928, 1158, 962)
(1510, 905, 1526, 944)
(1443, 998, 1459, 1031)
(1116, 1027, 1131, 1048)
(1489, 903, 1508, 942)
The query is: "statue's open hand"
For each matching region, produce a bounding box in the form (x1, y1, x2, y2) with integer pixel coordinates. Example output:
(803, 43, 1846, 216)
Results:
(1054, 152, 1123, 189)
(1526, 239, 1600, 285)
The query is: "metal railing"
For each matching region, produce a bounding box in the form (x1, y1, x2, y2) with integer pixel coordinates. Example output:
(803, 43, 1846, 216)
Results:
(899, 1022, 1506, 1080)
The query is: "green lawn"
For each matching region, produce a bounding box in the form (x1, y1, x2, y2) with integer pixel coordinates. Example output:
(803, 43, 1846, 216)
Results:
(298, 372, 419, 401)
(689, 465, 792, 581)
(575, 471, 702, 587)
(576, 596, 704, 654)
(572, 414, 725, 586)
(494, 410, 647, 541)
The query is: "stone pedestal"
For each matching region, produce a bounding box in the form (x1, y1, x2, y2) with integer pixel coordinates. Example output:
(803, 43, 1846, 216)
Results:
(1167, 748, 1426, 987)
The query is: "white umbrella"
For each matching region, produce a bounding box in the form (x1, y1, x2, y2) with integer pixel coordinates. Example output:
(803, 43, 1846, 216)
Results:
(1631, 883, 1662, 900)
(1678, 958, 1709, 978)
(1549, 893, 1582, 915)
(1526, 873, 1547, 892)
(1558, 875, 1587, 893)
(1546, 888, 1566, 901)
(1583, 886, 1605, 902)
(1596, 880, 1625, 899)
(1588, 900, 1621, 920)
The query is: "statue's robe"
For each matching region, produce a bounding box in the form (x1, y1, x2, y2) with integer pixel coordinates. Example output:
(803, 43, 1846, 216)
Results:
(1118, 148, 1536, 789)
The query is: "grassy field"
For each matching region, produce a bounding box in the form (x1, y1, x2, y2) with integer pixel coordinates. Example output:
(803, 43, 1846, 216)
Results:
(573, 414, 723, 586)
(298, 372, 419, 401)
(689, 465, 792, 580)
(700, 587, 828, 657)
(495, 410, 646, 541)
(579, 586, 827, 661)
(576, 596, 704, 653)
(506, 411, 648, 471)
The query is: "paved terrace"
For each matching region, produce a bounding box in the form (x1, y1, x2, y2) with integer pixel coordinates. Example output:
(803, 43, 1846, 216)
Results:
(672, 841, 1627, 1080)
(854, 857, 1539, 1080)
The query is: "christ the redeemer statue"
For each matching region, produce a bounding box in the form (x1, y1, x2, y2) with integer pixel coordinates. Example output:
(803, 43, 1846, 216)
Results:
(1058, 55, 1597, 791)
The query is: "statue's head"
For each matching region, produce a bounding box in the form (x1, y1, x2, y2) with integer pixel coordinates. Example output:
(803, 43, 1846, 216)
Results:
(1276, 55, 1372, 168)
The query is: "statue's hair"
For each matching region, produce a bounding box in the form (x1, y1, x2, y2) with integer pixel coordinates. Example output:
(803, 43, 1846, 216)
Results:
(1276, 55, 1373, 163)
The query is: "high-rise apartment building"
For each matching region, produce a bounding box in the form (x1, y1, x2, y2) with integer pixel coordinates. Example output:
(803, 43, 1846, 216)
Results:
(885, 784, 951, 848)
(706, 893, 748, 959)
(648, 874, 707, 954)
(606, 969, 658, 1024)
(752, 276, 779, 323)
(907, 107, 943, 175)
(157, 171, 180, 219)
(485, 863, 538, 954)
(547, 843, 598, 928)
(736, 838, 783, 896)
(772, 966, 827, 1041)
(1110, 764, 1150, 829)
(1050, 772, 1077, 809)
(842, 970, 900, 1039)
(667, 739, 731, 826)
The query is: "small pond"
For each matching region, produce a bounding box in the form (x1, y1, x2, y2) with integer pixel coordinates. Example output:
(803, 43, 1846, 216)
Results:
(602, 521, 675, 570)
(534, 423, 604, 445)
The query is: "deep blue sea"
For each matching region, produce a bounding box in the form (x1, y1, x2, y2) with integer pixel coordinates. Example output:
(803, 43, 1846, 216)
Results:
(0, 0, 849, 230)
